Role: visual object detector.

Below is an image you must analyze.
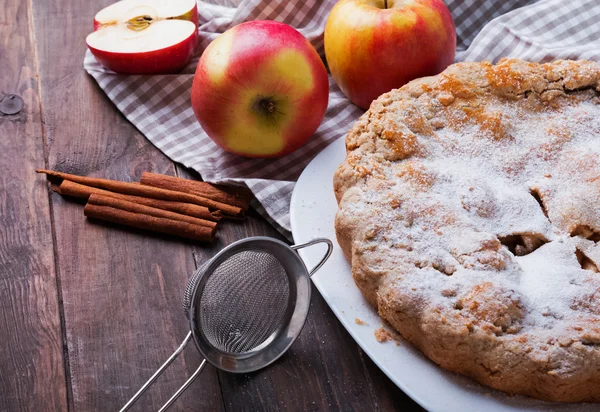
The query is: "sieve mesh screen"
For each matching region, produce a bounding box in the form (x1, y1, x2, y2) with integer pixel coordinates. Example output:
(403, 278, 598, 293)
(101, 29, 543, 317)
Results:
(197, 250, 290, 354)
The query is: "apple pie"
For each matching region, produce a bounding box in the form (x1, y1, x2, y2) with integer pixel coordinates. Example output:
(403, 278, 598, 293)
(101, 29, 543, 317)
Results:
(334, 58, 600, 402)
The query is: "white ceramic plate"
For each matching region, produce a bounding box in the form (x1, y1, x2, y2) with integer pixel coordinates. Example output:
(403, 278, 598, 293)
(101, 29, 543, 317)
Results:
(290, 136, 596, 412)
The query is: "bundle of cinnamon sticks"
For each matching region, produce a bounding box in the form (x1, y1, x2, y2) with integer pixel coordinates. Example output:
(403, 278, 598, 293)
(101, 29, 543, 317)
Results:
(36, 170, 253, 243)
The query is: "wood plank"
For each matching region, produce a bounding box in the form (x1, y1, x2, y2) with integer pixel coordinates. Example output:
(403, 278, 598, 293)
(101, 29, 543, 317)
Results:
(359, 350, 424, 411)
(0, 0, 68, 411)
(178, 168, 422, 411)
(30, 0, 224, 410)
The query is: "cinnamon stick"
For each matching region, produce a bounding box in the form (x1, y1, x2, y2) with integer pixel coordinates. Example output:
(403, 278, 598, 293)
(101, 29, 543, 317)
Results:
(88, 194, 217, 230)
(37, 169, 243, 217)
(84, 195, 215, 242)
(140, 172, 252, 211)
(56, 180, 222, 222)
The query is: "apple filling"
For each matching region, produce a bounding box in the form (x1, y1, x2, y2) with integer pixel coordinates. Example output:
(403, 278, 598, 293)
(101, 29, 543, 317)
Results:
(576, 249, 600, 273)
(498, 233, 547, 256)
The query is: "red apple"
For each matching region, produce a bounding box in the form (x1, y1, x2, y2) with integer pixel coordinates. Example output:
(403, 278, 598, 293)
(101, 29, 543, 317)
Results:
(191, 21, 329, 158)
(86, 0, 198, 74)
(325, 0, 456, 109)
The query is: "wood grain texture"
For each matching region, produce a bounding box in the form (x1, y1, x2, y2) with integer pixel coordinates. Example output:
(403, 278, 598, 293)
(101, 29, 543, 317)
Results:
(177, 167, 424, 411)
(30, 0, 224, 410)
(0, 0, 430, 408)
(0, 0, 68, 411)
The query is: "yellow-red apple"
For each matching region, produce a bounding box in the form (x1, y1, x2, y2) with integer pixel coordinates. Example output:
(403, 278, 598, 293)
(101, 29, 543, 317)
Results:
(191, 21, 329, 158)
(86, 0, 198, 74)
(325, 0, 456, 109)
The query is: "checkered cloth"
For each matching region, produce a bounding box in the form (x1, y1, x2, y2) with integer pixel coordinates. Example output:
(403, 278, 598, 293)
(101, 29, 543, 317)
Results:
(84, 0, 600, 240)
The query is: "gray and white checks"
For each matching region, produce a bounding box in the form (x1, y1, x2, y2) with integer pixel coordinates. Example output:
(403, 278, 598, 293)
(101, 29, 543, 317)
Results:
(84, 0, 600, 240)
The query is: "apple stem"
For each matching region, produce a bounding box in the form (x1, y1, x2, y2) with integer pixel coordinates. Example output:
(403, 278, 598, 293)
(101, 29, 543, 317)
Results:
(384, 0, 388, 8)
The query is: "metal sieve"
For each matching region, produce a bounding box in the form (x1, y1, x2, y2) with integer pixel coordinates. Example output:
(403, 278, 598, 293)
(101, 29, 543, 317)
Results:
(120, 236, 333, 412)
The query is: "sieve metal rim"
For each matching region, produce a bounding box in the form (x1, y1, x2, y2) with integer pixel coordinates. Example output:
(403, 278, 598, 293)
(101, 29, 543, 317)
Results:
(192, 242, 296, 357)
(187, 236, 313, 374)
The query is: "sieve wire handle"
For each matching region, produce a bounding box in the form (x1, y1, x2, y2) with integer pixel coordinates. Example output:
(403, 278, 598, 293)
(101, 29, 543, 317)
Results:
(291, 238, 334, 277)
(119, 331, 206, 412)
(157, 359, 206, 412)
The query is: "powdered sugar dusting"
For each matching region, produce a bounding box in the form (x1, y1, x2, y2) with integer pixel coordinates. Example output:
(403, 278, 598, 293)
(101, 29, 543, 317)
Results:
(516, 237, 588, 328)
(337, 61, 600, 344)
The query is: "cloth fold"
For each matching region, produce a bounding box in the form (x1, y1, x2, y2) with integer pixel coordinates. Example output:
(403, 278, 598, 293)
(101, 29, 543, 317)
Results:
(84, 0, 600, 240)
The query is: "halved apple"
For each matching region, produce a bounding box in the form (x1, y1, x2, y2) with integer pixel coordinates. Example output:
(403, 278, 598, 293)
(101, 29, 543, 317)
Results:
(86, 0, 198, 74)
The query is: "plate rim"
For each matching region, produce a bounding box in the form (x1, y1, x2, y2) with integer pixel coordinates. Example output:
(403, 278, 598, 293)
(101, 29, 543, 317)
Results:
(290, 136, 434, 411)
(289, 136, 598, 412)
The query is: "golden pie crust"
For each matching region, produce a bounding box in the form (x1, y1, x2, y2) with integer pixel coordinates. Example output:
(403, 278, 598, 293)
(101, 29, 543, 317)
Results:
(334, 58, 600, 402)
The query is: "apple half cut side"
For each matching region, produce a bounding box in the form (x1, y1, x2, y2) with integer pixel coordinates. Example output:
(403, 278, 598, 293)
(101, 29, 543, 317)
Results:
(86, 0, 198, 74)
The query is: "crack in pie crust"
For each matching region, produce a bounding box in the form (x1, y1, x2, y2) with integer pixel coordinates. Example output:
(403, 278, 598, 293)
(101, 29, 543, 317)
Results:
(333, 59, 600, 402)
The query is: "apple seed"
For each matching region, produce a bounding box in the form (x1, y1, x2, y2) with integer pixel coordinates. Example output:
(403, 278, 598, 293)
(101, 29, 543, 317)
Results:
(126, 15, 154, 31)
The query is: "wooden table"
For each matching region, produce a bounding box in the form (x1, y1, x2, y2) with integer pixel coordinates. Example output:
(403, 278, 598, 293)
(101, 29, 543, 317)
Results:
(1, 1, 424, 410)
